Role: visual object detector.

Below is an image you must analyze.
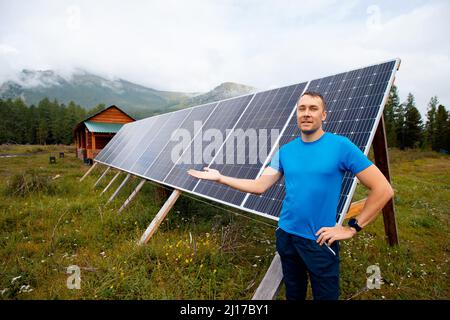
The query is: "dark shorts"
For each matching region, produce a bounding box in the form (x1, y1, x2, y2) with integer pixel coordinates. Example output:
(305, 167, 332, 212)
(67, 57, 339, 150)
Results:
(275, 227, 340, 300)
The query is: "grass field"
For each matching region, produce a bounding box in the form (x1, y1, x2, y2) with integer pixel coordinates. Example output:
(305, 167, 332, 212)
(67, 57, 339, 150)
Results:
(0, 144, 448, 300)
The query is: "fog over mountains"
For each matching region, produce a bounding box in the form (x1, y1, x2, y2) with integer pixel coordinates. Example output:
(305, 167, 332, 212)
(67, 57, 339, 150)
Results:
(0, 69, 256, 118)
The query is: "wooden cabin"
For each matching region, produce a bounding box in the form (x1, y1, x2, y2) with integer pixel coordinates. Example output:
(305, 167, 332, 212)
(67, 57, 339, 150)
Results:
(74, 105, 135, 164)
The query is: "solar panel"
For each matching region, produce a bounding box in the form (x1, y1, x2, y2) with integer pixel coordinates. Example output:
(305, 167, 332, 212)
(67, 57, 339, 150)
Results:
(94, 125, 125, 163)
(109, 121, 150, 168)
(243, 59, 399, 223)
(95, 59, 400, 224)
(117, 116, 161, 170)
(131, 109, 192, 176)
(143, 102, 219, 181)
(98, 123, 133, 164)
(193, 83, 307, 206)
(163, 94, 254, 190)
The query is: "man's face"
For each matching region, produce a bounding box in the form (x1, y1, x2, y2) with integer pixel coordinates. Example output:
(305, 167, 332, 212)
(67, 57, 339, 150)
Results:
(296, 95, 327, 134)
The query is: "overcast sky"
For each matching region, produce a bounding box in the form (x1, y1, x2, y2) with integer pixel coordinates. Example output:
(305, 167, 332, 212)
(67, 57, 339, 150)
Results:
(1, 0, 449, 115)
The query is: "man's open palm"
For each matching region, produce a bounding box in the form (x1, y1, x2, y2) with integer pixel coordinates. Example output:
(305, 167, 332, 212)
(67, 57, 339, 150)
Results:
(187, 167, 221, 181)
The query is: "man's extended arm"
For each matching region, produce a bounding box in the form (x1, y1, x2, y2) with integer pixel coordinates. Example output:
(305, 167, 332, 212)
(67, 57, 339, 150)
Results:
(187, 166, 282, 195)
(316, 164, 394, 245)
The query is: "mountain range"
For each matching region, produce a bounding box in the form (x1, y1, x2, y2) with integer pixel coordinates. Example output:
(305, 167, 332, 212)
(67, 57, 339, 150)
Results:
(0, 69, 256, 118)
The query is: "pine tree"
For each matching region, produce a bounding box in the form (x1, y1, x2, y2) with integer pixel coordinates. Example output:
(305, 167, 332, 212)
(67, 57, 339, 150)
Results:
(0, 99, 12, 143)
(403, 93, 423, 148)
(384, 85, 399, 147)
(425, 96, 438, 150)
(37, 98, 52, 144)
(12, 98, 29, 144)
(51, 99, 66, 144)
(63, 101, 86, 144)
(394, 99, 407, 149)
(37, 120, 48, 145)
(27, 105, 38, 144)
(434, 105, 449, 152)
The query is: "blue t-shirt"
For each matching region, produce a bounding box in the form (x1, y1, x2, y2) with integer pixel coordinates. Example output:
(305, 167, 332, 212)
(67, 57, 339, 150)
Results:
(269, 132, 372, 241)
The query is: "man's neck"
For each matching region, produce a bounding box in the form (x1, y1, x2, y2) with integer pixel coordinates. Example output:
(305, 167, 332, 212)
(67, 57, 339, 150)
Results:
(301, 127, 325, 143)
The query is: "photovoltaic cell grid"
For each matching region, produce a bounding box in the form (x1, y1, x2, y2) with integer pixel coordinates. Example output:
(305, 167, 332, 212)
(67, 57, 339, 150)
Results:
(110, 120, 152, 168)
(94, 125, 125, 163)
(131, 109, 193, 176)
(119, 116, 163, 170)
(144, 102, 218, 182)
(105, 120, 148, 167)
(95, 123, 132, 163)
(164, 95, 254, 190)
(243, 59, 399, 222)
(323, 60, 396, 222)
(95, 59, 399, 222)
(194, 83, 307, 206)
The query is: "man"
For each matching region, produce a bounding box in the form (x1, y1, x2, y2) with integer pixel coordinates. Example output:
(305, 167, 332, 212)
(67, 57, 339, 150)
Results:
(187, 91, 394, 300)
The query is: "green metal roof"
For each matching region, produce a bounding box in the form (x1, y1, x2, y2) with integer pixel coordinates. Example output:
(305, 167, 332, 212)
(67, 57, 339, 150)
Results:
(84, 121, 124, 133)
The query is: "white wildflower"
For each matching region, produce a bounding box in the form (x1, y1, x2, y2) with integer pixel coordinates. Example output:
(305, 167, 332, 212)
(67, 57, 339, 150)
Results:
(11, 276, 22, 284)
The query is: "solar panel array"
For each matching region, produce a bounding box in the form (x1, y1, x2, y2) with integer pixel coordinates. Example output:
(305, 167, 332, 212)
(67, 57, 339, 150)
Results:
(95, 59, 400, 223)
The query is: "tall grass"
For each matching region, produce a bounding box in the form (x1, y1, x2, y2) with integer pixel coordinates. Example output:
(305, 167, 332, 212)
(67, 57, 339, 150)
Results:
(0, 145, 448, 300)
(4, 170, 57, 197)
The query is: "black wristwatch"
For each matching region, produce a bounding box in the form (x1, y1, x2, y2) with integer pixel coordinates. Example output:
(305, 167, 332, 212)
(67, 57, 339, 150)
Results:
(348, 218, 362, 232)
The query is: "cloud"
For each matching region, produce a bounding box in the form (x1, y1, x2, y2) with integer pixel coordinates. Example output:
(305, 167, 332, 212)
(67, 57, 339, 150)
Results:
(0, 0, 449, 115)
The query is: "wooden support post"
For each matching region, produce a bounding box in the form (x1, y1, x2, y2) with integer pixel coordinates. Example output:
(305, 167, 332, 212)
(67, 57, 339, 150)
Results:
(85, 129, 89, 158)
(101, 171, 121, 196)
(79, 162, 98, 182)
(252, 252, 283, 300)
(118, 179, 146, 213)
(138, 189, 181, 245)
(372, 115, 399, 246)
(93, 166, 110, 188)
(107, 173, 130, 205)
(92, 134, 96, 153)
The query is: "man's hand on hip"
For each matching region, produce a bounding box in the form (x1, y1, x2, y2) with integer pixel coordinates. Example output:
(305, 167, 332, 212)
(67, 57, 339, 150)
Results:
(315, 224, 357, 246)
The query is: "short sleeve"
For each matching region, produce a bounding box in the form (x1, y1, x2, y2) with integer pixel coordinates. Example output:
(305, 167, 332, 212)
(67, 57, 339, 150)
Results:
(268, 149, 284, 174)
(340, 138, 373, 174)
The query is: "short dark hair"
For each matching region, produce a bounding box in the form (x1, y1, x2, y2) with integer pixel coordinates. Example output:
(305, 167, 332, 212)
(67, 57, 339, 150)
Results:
(299, 91, 327, 111)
